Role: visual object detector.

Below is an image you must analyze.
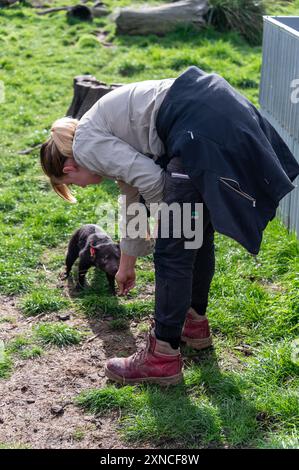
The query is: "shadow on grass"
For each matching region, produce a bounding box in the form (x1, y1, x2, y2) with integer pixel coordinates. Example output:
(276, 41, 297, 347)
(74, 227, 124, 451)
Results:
(117, 347, 263, 448)
(114, 24, 259, 55)
(67, 261, 263, 446)
(180, 347, 262, 447)
(65, 267, 153, 360)
(77, 344, 263, 447)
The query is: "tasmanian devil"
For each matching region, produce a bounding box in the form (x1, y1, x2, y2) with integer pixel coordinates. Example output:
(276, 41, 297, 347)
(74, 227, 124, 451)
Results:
(64, 224, 121, 294)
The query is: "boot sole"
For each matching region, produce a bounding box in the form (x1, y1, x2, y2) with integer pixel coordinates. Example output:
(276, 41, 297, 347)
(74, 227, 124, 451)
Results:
(181, 335, 213, 350)
(104, 367, 183, 386)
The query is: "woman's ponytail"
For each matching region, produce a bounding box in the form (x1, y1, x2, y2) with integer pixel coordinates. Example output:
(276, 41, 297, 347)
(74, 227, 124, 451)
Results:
(40, 117, 79, 203)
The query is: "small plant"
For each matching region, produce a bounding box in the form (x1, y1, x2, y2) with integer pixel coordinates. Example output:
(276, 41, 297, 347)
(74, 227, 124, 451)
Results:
(8, 335, 30, 353)
(8, 335, 43, 360)
(0, 342, 12, 379)
(20, 288, 69, 317)
(137, 322, 150, 334)
(19, 345, 43, 360)
(34, 323, 82, 347)
(72, 428, 85, 441)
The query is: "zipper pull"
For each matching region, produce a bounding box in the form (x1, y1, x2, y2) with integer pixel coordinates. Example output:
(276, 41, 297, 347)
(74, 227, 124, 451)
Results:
(253, 200, 256, 207)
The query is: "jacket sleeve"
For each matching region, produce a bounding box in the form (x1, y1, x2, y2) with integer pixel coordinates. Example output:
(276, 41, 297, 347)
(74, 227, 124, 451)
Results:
(73, 127, 165, 207)
(117, 181, 155, 257)
(73, 128, 165, 257)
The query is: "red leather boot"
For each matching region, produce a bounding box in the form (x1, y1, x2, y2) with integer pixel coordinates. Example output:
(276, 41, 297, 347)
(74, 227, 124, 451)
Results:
(105, 330, 183, 386)
(181, 307, 213, 350)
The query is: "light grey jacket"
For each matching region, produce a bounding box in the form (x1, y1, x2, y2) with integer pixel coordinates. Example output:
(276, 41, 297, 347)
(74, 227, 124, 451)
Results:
(72, 78, 175, 256)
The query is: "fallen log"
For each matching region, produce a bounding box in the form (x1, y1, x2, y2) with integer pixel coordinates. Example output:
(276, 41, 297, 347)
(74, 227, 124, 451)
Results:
(37, 3, 109, 20)
(0, 0, 19, 5)
(66, 75, 122, 120)
(36, 6, 69, 15)
(112, 0, 209, 36)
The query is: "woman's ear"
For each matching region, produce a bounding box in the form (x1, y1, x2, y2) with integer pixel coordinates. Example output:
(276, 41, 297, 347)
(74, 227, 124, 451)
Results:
(63, 158, 79, 174)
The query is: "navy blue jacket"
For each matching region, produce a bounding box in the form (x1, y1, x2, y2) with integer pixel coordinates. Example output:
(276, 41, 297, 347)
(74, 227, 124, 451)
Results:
(156, 66, 299, 255)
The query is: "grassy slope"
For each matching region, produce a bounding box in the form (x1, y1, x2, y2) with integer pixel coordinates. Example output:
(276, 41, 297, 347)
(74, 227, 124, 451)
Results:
(0, 0, 299, 448)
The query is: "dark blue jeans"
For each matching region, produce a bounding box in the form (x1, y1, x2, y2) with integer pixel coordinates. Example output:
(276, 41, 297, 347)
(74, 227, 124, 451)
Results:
(154, 157, 215, 342)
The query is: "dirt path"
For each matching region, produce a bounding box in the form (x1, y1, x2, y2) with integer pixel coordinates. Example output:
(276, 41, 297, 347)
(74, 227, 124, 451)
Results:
(0, 295, 151, 449)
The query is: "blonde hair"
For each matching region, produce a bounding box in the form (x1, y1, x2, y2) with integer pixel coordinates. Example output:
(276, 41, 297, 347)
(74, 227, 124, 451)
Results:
(40, 117, 79, 203)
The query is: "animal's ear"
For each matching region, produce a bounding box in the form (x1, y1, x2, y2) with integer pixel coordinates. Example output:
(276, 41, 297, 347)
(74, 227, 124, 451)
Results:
(89, 235, 101, 258)
(89, 244, 97, 258)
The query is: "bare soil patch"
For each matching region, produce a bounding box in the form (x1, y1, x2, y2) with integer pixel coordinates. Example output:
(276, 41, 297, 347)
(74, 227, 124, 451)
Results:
(0, 295, 152, 449)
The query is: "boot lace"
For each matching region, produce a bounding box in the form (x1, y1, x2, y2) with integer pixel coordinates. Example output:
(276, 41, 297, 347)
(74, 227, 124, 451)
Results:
(131, 335, 151, 366)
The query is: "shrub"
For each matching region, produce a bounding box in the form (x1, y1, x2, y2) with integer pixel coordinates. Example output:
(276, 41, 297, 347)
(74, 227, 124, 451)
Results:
(205, 0, 266, 45)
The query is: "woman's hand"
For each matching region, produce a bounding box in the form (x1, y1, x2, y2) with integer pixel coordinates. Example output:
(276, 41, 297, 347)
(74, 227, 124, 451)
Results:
(116, 252, 137, 295)
(116, 268, 136, 295)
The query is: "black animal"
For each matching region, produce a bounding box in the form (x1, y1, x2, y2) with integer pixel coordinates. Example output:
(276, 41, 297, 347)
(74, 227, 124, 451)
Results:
(64, 224, 120, 294)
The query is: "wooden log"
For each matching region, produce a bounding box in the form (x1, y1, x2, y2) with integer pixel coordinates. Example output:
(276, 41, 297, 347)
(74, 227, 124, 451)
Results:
(37, 6, 69, 15)
(0, 0, 19, 5)
(36, 3, 109, 19)
(66, 75, 122, 120)
(92, 4, 109, 18)
(112, 0, 209, 36)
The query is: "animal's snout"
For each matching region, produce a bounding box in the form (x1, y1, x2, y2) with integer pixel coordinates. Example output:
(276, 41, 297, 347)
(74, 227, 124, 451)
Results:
(107, 261, 119, 277)
(101, 252, 120, 277)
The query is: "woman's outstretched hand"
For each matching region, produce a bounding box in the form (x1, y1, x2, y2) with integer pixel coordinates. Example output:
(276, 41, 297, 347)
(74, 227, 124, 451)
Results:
(116, 252, 137, 296)
(116, 268, 136, 296)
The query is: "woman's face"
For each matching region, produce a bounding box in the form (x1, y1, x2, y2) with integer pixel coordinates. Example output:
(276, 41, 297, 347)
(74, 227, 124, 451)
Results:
(60, 158, 103, 188)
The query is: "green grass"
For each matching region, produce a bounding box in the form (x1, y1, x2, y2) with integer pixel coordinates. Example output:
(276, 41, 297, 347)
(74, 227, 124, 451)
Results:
(0, 316, 16, 324)
(0, 442, 30, 449)
(0, 0, 299, 448)
(1, 334, 44, 378)
(0, 347, 13, 379)
(20, 287, 70, 316)
(109, 318, 130, 330)
(78, 291, 154, 319)
(8, 335, 44, 359)
(1, 325, 80, 378)
(33, 322, 82, 347)
(72, 428, 85, 441)
(78, 340, 299, 447)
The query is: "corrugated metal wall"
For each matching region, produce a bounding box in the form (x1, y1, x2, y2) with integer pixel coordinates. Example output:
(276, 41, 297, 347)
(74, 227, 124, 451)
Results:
(259, 16, 299, 238)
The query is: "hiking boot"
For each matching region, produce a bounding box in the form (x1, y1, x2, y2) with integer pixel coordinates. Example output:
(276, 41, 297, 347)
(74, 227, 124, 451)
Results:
(105, 330, 183, 386)
(181, 307, 213, 350)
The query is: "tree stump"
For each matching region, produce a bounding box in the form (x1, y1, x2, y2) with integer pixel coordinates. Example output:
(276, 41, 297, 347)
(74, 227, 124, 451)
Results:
(66, 4, 93, 22)
(112, 0, 209, 36)
(66, 75, 122, 120)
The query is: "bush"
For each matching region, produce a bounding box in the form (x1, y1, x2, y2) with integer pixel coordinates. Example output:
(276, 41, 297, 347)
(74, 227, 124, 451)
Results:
(205, 0, 266, 45)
